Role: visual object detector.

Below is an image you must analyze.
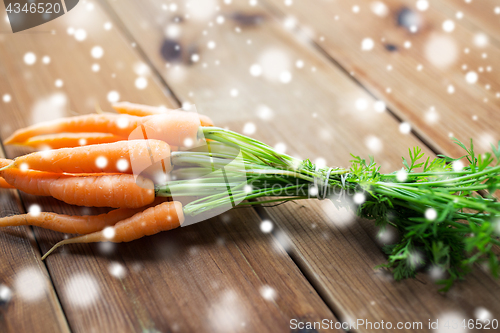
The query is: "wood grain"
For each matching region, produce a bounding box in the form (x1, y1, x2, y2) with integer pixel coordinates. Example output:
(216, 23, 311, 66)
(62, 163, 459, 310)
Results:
(441, 0, 500, 42)
(264, 0, 500, 157)
(0, 2, 338, 332)
(99, 0, 499, 332)
(102, 0, 500, 331)
(257, 201, 500, 332)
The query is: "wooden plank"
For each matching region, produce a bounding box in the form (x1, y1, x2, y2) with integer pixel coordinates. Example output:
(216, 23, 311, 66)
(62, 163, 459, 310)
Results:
(264, 0, 500, 157)
(44, 209, 338, 333)
(257, 203, 500, 331)
(0, 2, 337, 332)
(0, 149, 70, 332)
(103, 0, 500, 331)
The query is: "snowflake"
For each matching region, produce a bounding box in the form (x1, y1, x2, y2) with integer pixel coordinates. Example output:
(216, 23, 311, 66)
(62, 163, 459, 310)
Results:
(396, 169, 408, 181)
(452, 160, 464, 172)
(353, 192, 365, 204)
(0, 284, 12, 304)
(428, 265, 445, 281)
(259, 285, 276, 301)
(116, 159, 129, 172)
(416, 0, 429, 11)
(274, 142, 287, 153)
(103, 227, 116, 240)
(279, 71, 292, 83)
(107, 90, 120, 103)
(322, 198, 356, 228)
(365, 135, 383, 153)
(377, 227, 396, 244)
(355, 98, 368, 110)
(361, 38, 374, 51)
(15, 267, 47, 302)
(425, 208, 437, 221)
(442, 20, 455, 32)
(242, 122, 256, 135)
(64, 274, 100, 307)
(108, 262, 127, 279)
(249, 64, 262, 77)
(95, 156, 108, 169)
(256, 105, 274, 120)
(425, 107, 439, 124)
(207, 41, 216, 49)
(91, 46, 104, 59)
(465, 71, 478, 84)
(373, 101, 386, 112)
(74, 29, 87, 41)
(370, 1, 388, 17)
(191, 54, 200, 63)
(260, 220, 273, 233)
(135, 77, 148, 90)
(28, 204, 42, 217)
(23, 52, 36, 65)
(314, 157, 326, 168)
(424, 35, 458, 68)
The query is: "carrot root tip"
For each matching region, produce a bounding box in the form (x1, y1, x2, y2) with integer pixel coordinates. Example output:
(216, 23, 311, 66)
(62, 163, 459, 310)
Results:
(94, 102, 104, 114)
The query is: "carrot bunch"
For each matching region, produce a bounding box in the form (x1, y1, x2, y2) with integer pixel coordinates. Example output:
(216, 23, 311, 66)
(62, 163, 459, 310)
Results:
(5, 101, 499, 292)
(0, 102, 212, 258)
(0, 140, 166, 209)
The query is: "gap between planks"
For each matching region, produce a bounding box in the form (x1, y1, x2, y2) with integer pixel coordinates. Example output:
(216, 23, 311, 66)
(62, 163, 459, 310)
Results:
(0, 1, 343, 331)
(96, 0, 348, 328)
(250, 199, 348, 328)
(97, 0, 447, 329)
(258, 0, 444, 158)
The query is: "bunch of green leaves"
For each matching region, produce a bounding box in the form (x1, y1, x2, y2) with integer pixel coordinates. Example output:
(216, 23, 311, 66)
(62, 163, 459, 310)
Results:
(197, 127, 500, 291)
(352, 139, 500, 291)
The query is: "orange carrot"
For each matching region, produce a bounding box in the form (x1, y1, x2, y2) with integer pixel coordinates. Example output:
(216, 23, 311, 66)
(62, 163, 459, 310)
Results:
(0, 159, 11, 168)
(42, 201, 184, 259)
(0, 207, 146, 234)
(23, 133, 125, 149)
(5, 112, 208, 147)
(112, 102, 172, 117)
(8, 140, 172, 175)
(0, 160, 13, 188)
(113, 101, 214, 127)
(4, 114, 141, 144)
(0, 167, 155, 208)
(0, 197, 168, 234)
(23, 133, 179, 151)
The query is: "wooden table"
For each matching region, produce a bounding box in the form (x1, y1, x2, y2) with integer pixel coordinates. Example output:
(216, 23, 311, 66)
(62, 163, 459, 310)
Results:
(0, 0, 499, 332)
